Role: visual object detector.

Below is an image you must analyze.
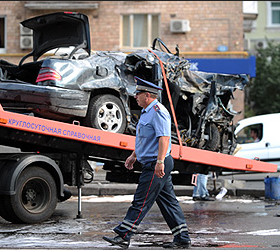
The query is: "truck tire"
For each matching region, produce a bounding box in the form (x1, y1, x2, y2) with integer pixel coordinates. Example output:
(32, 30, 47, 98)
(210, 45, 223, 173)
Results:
(84, 94, 126, 133)
(0, 166, 57, 224)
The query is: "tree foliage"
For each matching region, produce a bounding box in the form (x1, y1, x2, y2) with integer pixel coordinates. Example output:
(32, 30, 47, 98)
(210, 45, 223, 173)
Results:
(247, 41, 280, 116)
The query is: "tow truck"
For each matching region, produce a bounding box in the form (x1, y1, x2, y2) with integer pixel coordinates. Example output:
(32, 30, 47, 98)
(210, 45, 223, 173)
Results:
(0, 11, 277, 225)
(0, 102, 277, 224)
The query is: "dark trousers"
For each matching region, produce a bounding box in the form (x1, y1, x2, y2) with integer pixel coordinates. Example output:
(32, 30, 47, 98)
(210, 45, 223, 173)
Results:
(114, 155, 190, 242)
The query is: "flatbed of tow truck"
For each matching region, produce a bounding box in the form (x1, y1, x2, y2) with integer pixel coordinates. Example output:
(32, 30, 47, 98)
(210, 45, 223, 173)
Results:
(0, 104, 277, 173)
(0, 103, 277, 224)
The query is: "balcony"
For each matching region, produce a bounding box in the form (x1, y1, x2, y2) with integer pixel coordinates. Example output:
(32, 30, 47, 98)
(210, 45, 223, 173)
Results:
(243, 1, 258, 33)
(24, 1, 98, 10)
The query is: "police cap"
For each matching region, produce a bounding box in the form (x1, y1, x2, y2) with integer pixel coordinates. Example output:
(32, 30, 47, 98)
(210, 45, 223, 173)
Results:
(134, 76, 163, 95)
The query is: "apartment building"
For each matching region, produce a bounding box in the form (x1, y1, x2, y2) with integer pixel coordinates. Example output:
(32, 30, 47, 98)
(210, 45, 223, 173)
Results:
(244, 1, 280, 53)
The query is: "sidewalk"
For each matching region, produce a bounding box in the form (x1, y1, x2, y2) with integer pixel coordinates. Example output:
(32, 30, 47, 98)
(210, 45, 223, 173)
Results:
(67, 167, 280, 199)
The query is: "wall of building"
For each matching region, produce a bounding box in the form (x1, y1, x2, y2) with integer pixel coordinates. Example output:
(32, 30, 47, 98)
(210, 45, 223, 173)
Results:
(250, 1, 280, 40)
(245, 1, 280, 51)
(0, 1, 244, 56)
(90, 1, 244, 53)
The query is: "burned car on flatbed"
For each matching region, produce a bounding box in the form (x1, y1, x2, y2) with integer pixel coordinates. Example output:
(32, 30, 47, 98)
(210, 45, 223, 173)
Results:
(0, 12, 249, 156)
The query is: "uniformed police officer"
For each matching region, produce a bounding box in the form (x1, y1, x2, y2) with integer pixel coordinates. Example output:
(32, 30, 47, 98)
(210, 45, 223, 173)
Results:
(103, 76, 191, 249)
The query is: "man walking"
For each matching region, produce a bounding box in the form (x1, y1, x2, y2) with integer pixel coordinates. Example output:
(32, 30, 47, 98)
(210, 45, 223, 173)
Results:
(103, 76, 191, 249)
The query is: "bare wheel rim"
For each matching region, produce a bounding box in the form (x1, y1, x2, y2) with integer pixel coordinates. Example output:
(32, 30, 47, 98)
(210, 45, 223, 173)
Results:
(97, 101, 123, 132)
(21, 177, 51, 214)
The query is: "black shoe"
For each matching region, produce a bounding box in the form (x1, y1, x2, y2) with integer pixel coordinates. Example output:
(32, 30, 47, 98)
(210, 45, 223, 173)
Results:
(102, 235, 130, 249)
(192, 196, 201, 201)
(201, 196, 215, 201)
(163, 240, 191, 248)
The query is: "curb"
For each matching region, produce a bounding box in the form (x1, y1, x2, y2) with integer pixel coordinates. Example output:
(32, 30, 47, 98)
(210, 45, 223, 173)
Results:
(67, 181, 265, 198)
(67, 169, 267, 199)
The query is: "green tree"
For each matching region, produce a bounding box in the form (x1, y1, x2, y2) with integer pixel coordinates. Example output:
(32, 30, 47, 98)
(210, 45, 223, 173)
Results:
(247, 40, 280, 116)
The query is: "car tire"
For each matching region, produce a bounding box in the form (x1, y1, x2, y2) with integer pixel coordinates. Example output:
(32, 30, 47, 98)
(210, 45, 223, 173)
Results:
(0, 166, 57, 224)
(84, 94, 126, 133)
(199, 123, 220, 151)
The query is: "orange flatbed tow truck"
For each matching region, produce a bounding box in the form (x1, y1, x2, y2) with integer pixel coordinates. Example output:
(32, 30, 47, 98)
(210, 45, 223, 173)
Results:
(0, 103, 277, 224)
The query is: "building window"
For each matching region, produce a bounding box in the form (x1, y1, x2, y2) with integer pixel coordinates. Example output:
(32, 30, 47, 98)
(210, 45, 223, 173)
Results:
(272, 1, 280, 24)
(0, 16, 6, 52)
(121, 14, 159, 49)
(267, 1, 280, 27)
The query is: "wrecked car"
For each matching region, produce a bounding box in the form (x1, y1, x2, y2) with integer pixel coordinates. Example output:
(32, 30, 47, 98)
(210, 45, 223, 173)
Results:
(0, 12, 249, 155)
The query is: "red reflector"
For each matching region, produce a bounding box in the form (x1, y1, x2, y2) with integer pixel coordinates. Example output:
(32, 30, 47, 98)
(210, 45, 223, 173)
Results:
(36, 67, 61, 82)
(0, 118, 7, 124)
(120, 141, 128, 147)
(246, 164, 253, 169)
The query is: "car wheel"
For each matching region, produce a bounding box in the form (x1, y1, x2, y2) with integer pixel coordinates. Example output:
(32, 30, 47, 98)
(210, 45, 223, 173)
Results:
(84, 94, 126, 133)
(199, 123, 220, 151)
(0, 166, 57, 224)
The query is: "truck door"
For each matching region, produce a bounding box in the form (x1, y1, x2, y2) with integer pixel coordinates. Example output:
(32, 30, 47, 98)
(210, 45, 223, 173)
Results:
(235, 122, 269, 160)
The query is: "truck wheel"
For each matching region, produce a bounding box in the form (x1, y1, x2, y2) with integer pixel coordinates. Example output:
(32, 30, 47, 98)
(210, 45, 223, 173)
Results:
(0, 166, 57, 224)
(84, 94, 126, 133)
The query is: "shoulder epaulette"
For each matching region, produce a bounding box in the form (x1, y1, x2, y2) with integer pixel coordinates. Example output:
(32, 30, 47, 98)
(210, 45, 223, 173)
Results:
(153, 104, 160, 112)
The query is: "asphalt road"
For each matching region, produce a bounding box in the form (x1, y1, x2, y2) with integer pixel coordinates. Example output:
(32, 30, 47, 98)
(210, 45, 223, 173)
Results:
(1, 191, 280, 250)
(1, 167, 280, 250)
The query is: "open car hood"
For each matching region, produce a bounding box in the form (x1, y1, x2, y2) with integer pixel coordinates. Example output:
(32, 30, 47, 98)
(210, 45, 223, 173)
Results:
(21, 12, 91, 62)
